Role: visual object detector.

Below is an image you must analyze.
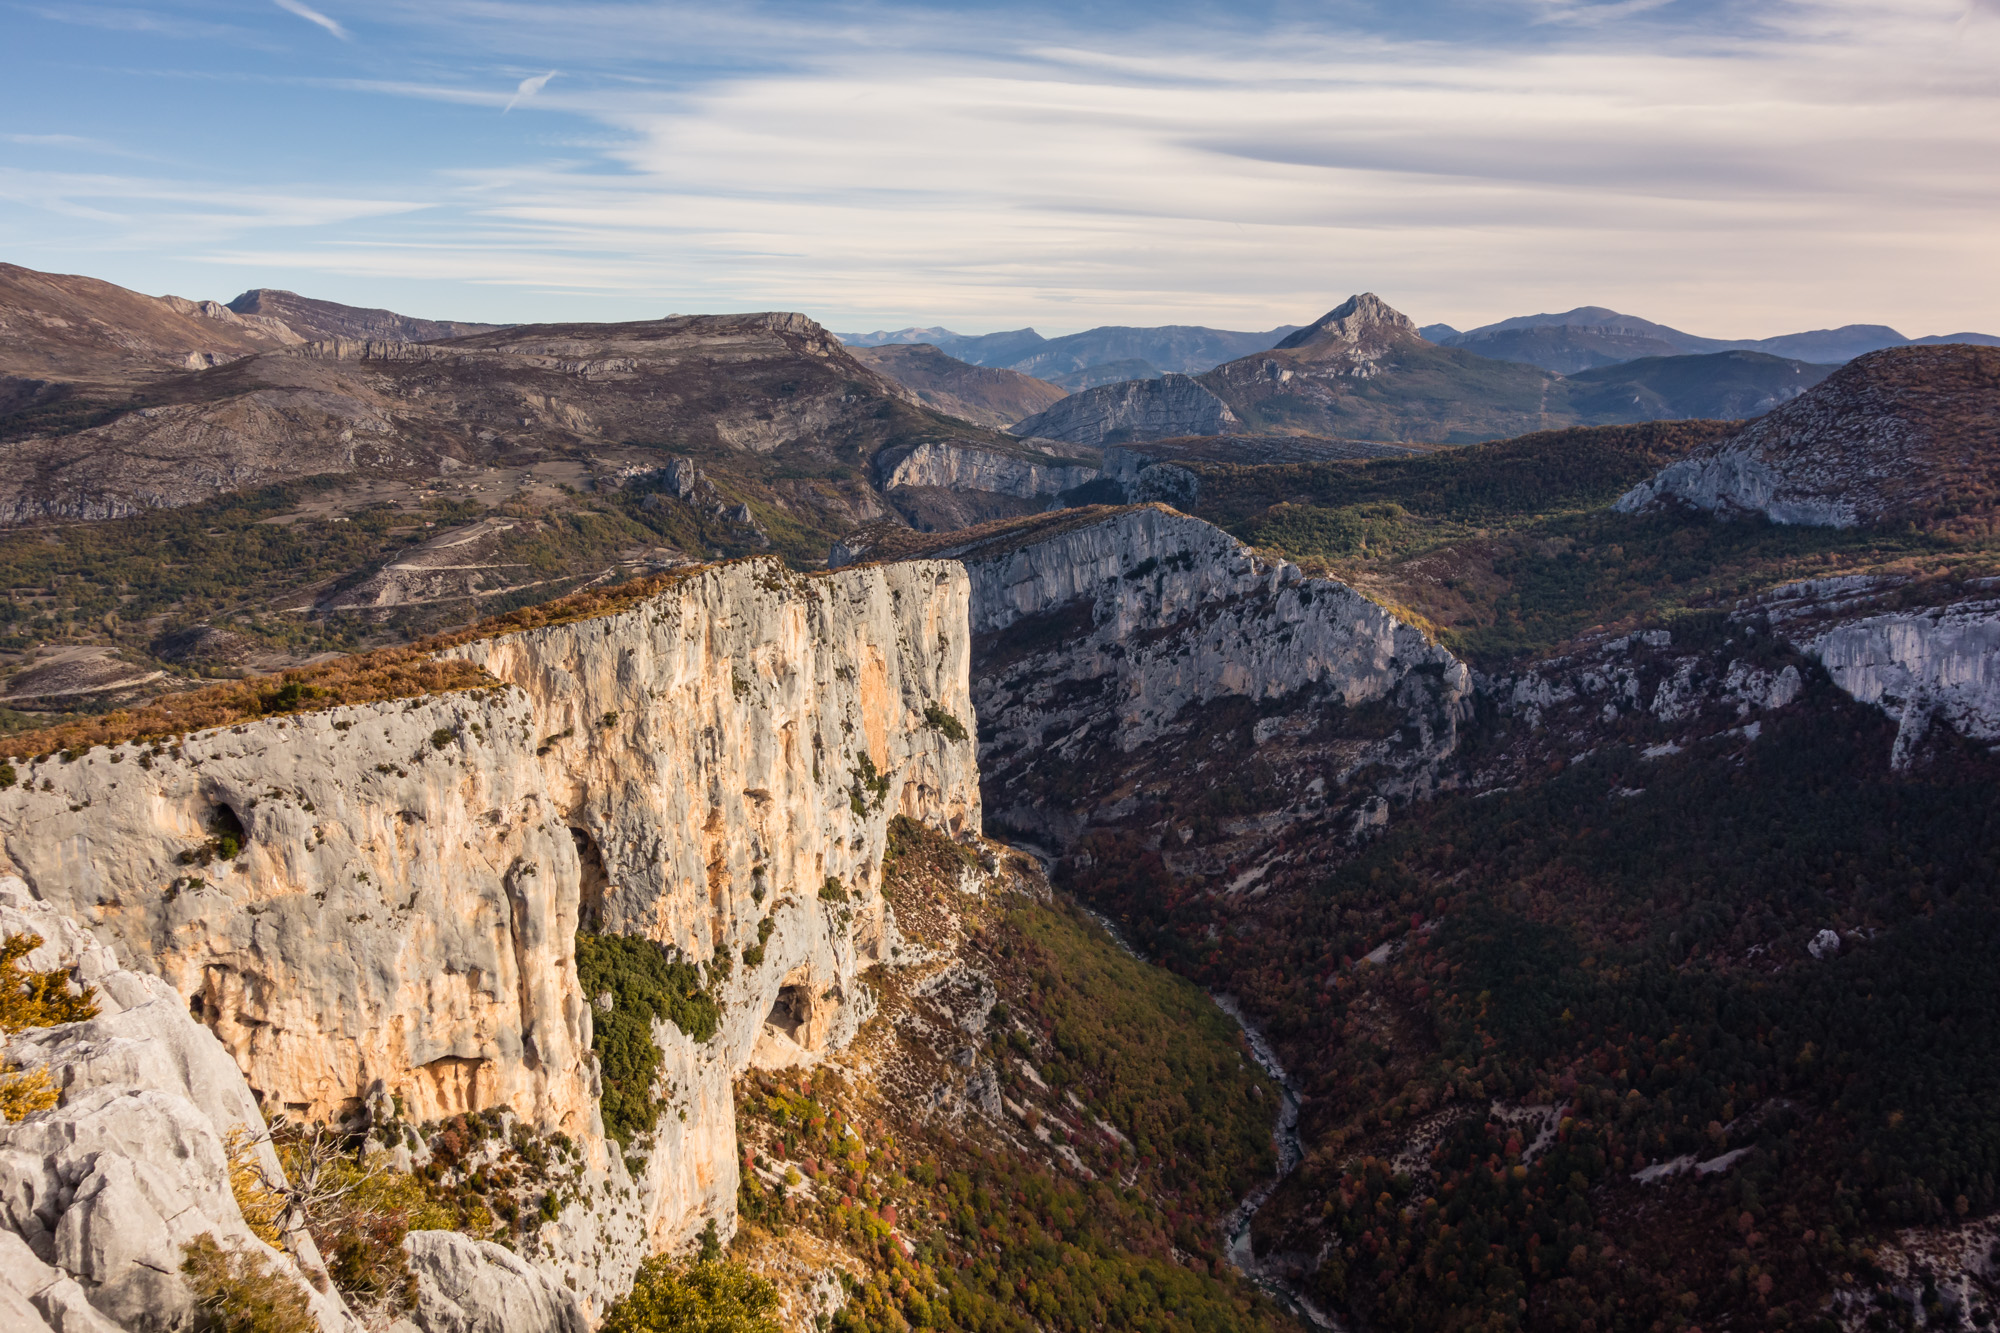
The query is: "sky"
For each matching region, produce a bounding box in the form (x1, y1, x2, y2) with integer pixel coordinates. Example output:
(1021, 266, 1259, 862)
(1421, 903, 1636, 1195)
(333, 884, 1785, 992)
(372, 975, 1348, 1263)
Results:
(3, 0, 1998, 338)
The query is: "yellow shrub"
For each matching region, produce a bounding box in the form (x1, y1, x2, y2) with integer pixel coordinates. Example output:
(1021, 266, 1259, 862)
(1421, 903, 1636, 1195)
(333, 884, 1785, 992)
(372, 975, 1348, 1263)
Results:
(0, 1065, 57, 1121)
(179, 1233, 315, 1333)
(225, 1127, 286, 1246)
(0, 933, 99, 1034)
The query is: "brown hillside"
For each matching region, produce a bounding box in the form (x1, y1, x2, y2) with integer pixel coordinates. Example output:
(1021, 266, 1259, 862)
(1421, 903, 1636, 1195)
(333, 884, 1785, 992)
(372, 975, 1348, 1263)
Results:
(0, 262, 301, 391)
(849, 343, 1068, 428)
(0, 309, 1012, 528)
(1618, 343, 2000, 529)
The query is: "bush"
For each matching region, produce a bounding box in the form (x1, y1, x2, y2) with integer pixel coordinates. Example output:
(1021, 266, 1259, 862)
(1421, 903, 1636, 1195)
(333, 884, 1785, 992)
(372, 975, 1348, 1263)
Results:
(0, 1064, 56, 1121)
(223, 1128, 284, 1245)
(0, 932, 99, 1125)
(0, 932, 99, 1032)
(819, 877, 849, 904)
(600, 1256, 781, 1333)
(179, 1233, 316, 1333)
(922, 703, 969, 743)
(576, 932, 721, 1145)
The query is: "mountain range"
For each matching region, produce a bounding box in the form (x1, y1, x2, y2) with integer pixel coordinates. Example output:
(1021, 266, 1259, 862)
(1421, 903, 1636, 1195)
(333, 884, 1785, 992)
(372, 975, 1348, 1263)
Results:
(1422, 304, 2000, 373)
(854, 304, 1999, 388)
(1006, 294, 1843, 446)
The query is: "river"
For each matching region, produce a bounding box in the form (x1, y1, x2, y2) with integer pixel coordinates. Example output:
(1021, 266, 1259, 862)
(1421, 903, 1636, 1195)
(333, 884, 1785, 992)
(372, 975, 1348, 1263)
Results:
(1209, 994, 1342, 1330)
(1012, 839, 1343, 1331)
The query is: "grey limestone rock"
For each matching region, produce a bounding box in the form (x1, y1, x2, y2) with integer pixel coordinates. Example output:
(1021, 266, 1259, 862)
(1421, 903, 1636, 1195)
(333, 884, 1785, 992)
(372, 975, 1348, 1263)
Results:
(404, 1230, 588, 1333)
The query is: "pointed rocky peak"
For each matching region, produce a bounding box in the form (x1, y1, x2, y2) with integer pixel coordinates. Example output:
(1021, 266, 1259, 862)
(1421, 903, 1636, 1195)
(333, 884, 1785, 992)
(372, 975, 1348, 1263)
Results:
(1273, 293, 1421, 358)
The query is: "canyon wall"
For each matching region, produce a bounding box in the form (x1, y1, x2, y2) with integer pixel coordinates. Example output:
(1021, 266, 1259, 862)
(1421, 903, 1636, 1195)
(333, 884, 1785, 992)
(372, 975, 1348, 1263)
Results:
(1756, 575, 2000, 768)
(839, 506, 1470, 857)
(0, 557, 981, 1321)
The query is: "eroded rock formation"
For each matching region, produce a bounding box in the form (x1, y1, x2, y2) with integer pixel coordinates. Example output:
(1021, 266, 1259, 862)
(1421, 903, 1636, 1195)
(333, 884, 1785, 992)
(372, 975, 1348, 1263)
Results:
(835, 505, 1470, 857)
(0, 556, 981, 1326)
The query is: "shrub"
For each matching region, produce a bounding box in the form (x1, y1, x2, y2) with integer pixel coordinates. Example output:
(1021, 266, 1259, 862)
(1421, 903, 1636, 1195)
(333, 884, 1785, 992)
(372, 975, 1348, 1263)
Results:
(599, 1256, 781, 1333)
(223, 1127, 284, 1245)
(740, 918, 774, 970)
(266, 1126, 435, 1318)
(576, 932, 721, 1145)
(179, 1233, 316, 1333)
(0, 933, 92, 1123)
(819, 877, 849, 904)
(177, 806, 246, 866)
(0, 932, 99, 1031)
(0, 1065, 56, 1121)
(847, 754, 889, 816)
(922, 703, 969, 743)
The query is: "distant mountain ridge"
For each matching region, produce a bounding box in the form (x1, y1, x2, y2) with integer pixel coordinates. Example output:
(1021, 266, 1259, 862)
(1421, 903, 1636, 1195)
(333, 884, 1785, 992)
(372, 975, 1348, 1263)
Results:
(845, 343, 1067, 429)
(1437, 305, 2000, 373)
(226, 288, 502, 344)
(1013, 294, 1841, 446)
(833, 321, 1297, 388)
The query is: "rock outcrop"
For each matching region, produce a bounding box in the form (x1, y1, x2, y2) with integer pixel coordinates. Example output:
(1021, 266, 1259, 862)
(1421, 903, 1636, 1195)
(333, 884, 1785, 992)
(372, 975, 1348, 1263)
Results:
(1614, 345, 2000, 526)
(0, 556, 981, 1317)
(835, 505, 1470, 854)
(1007, 373, 1239, 446)
(1754, 575, 2000, 768)
(0, 877, 359, 1333)
(404, 1231, 587, 1333)
(878, 442, 1099, 502)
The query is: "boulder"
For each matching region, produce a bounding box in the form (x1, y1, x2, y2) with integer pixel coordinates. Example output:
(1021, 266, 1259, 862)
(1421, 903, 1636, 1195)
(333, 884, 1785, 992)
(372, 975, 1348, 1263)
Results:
(404, 1230, 589, 1333)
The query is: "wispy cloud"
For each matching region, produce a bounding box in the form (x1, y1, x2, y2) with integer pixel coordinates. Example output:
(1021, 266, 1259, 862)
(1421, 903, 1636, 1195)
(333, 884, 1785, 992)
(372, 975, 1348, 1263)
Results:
(504, 70, 559, 112)
(2, 0, 1996, 335)
(273, 0, 350, 42)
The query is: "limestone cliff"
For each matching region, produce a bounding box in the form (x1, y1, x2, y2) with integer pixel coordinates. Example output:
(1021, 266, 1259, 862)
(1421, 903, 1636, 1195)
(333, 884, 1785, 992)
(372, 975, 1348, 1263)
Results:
(1755, 575, 2000, 768)
(0, 877, 362, 1333)
(0, 557, 981, 1322)
(834, 505, 1469, 859)
(878, 442, 1100, 502)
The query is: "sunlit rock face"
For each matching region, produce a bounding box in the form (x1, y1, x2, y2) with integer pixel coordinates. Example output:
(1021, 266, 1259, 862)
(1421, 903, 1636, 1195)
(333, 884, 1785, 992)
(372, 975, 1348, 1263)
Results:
(0, 557, 981, 1313)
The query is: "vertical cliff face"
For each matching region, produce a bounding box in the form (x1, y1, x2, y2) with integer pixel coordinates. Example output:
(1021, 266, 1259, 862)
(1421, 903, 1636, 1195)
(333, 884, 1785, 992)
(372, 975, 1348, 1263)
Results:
(0, 557, 980, 1306)
(1754, 575, 2000, 768)
(833, 505, 1469, 864)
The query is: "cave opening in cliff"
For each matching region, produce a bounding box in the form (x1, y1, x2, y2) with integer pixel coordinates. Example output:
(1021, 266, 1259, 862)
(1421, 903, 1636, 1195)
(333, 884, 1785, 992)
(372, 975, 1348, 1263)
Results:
(766, 984, 808, 1044)
(571, 826, 609, 930)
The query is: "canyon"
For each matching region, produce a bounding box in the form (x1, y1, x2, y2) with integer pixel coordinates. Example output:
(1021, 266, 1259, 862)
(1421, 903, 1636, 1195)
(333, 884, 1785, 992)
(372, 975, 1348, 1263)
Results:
(0, 265, 1995, 1333)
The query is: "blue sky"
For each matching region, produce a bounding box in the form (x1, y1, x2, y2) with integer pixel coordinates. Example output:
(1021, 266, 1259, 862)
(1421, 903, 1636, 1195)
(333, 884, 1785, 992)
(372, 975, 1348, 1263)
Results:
(4, 0, 1997, 337)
